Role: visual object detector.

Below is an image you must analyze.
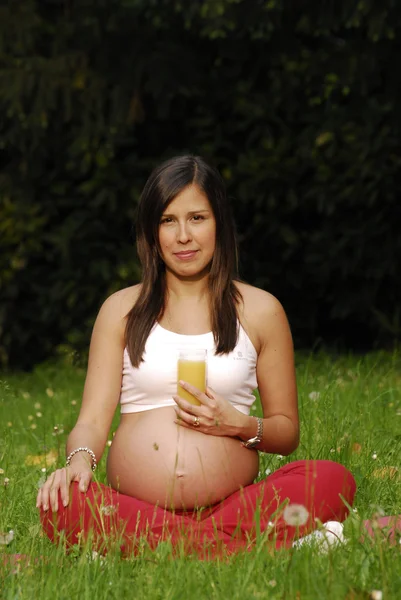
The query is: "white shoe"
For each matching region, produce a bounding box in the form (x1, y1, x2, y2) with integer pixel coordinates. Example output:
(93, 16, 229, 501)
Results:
(292, 521, 345, 551)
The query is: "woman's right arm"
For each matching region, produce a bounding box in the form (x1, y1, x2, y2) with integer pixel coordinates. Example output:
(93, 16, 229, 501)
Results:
(36, 287, 138, 512)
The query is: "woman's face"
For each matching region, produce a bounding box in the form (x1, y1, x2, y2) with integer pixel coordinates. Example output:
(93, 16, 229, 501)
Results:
(158, 184, 216, 279)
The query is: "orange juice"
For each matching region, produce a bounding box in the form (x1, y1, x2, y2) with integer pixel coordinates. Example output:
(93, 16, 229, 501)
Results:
(177, 350, 206, 406)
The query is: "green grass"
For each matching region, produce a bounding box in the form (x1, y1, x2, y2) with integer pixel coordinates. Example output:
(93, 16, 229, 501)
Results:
(1, 350, 401, 599)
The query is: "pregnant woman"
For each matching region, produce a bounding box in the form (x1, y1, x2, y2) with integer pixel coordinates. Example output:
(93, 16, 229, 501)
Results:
(37, 155, 356, 558)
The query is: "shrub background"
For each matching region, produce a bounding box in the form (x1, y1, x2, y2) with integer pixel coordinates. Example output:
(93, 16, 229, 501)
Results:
(1, 0, 401, 369)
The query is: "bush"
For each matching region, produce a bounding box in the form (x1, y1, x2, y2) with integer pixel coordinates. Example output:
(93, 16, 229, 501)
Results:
(1, 0, 401, 368)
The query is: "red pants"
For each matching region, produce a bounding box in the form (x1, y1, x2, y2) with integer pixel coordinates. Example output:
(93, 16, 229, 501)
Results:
(41, 460, 356, 558)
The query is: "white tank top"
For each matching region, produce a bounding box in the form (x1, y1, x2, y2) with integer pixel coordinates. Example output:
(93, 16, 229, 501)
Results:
(120, 322, 258, 415)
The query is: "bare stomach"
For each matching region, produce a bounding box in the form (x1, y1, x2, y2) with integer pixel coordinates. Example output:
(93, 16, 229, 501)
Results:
(106, 407, 259, 509)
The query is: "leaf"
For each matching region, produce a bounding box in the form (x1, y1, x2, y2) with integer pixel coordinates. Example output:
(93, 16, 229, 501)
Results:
(25, 449, 58, 467)
(371, 466, 399, 480)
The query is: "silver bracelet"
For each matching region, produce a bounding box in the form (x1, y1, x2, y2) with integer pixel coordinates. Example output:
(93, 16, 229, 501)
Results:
(66, 447, 97, 471)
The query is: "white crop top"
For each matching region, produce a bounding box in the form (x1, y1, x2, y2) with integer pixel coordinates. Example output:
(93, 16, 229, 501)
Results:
(120, 323, 258, 415)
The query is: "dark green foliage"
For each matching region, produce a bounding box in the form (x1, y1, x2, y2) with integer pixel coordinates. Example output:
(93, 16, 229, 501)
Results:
(1, 0, 401, 368)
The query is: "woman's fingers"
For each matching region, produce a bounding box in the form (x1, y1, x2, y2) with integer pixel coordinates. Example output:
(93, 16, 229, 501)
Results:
(177, 381, 209, 405)
(59, 468, 71, 507)
(39, 472, 55, 511)
(173, 394, 202, 416)
(78, 471, 92, 493)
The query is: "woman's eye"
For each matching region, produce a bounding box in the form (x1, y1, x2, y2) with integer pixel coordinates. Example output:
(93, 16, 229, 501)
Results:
(160, 217, 173, 224)
(192, 215, 204, 221)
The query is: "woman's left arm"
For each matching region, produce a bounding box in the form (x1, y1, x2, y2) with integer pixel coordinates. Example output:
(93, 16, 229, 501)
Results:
(174, 294, 299, 455)
(236, 295, 299, 455)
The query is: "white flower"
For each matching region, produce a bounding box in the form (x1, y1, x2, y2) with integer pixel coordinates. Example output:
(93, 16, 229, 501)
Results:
(265, 468, 271, 475)
(0, 530, 14, 545)
(0, 468, 4, 475)
(308, 391, 320, 401)
(268, 580, 277, 587)
(283, 503, 309, 527)
(293, 521, 345, 552)
(370, 591, 383, 600)
(372, 453, 378, 460)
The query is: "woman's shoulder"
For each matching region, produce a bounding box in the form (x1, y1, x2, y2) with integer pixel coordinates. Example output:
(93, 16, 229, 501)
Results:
(97, 284, 142, 331)
(234, 281, 288, 350)
(235, 281, 284, 317)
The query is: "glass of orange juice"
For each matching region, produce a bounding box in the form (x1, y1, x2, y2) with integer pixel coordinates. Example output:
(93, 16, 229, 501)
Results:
(177, 349, 207, 406)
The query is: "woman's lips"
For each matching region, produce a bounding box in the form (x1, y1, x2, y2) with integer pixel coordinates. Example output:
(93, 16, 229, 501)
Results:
(174, 251, 198, 260)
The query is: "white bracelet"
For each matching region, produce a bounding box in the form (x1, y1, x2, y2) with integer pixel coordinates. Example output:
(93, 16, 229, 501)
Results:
(66, 447, 97, 471)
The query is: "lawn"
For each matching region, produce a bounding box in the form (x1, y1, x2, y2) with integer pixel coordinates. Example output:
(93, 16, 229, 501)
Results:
(1, 350, 400, 599)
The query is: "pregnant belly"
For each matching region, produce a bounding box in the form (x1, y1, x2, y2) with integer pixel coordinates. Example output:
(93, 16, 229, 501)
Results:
(106, 407, 259, 509)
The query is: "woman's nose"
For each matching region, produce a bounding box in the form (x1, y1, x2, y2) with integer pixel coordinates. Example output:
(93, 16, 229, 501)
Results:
(177, 223, 192, 243)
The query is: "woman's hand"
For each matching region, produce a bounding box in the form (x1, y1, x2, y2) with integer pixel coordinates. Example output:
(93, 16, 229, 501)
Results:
(173, 381, 245, 437)
(36, 462, 93, 512)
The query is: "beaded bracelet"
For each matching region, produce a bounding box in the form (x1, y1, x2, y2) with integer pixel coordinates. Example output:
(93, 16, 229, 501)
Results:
(66, 447, 97, 471)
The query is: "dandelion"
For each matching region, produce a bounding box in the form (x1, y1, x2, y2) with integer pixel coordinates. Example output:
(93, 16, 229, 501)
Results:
(46, 388, 54, 397)
(28, 415, 34, 421)
(396, 409, 401, 416)
(22, 392, 31, 399)
(0, 530, 14, 545)
(330, 448, 335, 453)
(52, 425, 64, 436)
(100, 504, 117, 516)
(372, 453, 378, 460)
(0, 468, 4, 475)
(36, 412, 42, 418)
(4, 477, 10, 487)
(31, 423, 37, 430)
(268, 580, 277, 587)
(277, 455, 284, 460)
(370, 591, 383, 600)
(308, 391, 320, 401)
(41, 467, 47, 473)
(71, 400, 77, 406)
(107, 440, 112, 447)
(34, 402, 41, 409)
(283, 503, 309, 527)
(265, 468, 271, 475)
(7, 422, 12, 427)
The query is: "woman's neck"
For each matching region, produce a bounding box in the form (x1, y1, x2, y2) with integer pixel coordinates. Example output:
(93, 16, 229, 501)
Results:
(164, 270, 210, 300)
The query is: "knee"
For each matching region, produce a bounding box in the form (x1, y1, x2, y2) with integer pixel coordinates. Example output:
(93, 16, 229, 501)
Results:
(319, 460, 356, 499)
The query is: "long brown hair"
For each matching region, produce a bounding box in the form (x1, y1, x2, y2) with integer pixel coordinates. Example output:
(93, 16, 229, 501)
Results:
(125, 155, 242, 367)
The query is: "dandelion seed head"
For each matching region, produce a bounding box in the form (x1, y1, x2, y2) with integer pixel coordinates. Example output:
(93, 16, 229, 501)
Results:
(31, 423, 37, 430)
(34, 402, 41, 409)
(4, 477, 10, 487)
(268, 580, 277, 587)
(7, 422, 12, 427)
(28, 415, 34, 421)
(22, 392, 31, 399)
(308, 391, 320, 401)
(36, 412, 42, 418)
(0, 468, 4, 475)
(370, 591, 383, 600)
(71, 400, 77, 406)
(46, 388, 54, 398)
(283, 503, 309, 527)
(265, 468, 271, 475)
(372, 453, 378, 460)
(107, 440, 112, 447)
